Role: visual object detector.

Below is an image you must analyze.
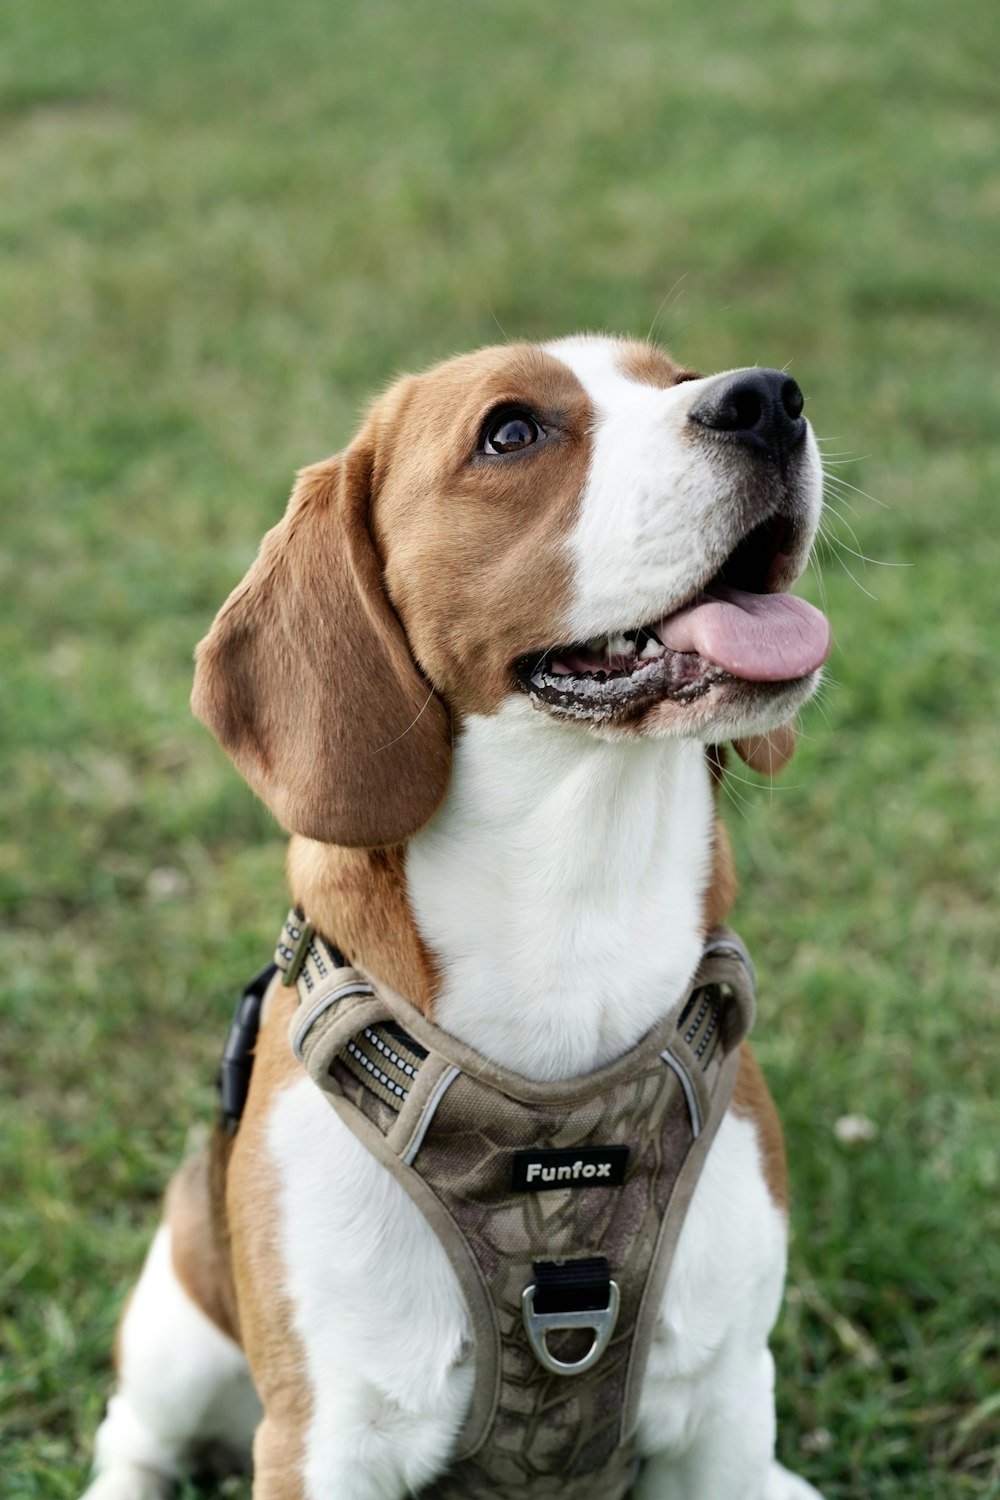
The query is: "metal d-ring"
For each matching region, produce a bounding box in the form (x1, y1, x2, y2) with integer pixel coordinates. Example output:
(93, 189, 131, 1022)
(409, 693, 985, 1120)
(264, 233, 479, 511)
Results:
(521, 1280, 620, 1377)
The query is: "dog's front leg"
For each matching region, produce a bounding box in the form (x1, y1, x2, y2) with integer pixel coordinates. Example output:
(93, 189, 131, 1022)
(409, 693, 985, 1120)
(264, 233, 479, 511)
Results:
(632, 1346, 777, 1500)
(252, 1398, 464, 1500)
(632, 1349, 824, 1500)
(238, 1075, 475, 1500)
(250, 1415, 307, 1500)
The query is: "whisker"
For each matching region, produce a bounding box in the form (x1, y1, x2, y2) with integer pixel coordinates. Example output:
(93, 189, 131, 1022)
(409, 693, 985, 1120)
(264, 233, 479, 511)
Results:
(829, 549, 877, 599)
(488, 305, 510, 342)
(823, 489, 864, 524)
(647, 274, 689, 343)
(826, 538, 910, 568)
(659, 305, 731, 345)
(823, 473, 874, 501)
(813, 524, 878, 599)
(823, 472, 890, 510)
(822, 497, 908, 569)
(372, 688, 437, 755)
(807, 686, 835, 733)
(720, 774, 754, 823)
(725, 756, 802, 795)
(807, 555, 832, 638)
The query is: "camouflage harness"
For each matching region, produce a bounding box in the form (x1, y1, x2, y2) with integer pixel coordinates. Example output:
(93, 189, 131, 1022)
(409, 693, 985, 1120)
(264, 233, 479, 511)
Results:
(256, 911, 755, 1498)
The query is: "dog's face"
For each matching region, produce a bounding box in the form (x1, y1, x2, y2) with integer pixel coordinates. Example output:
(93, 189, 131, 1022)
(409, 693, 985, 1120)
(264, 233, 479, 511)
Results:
(193, 335, 828, 847)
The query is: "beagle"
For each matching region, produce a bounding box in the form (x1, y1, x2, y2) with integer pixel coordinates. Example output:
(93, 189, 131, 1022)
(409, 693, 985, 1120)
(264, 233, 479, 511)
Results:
(83, 335, 831, 1500)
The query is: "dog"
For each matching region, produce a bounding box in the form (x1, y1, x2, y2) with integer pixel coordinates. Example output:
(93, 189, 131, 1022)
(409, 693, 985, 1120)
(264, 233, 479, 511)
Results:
(83, 334, 831, 1500)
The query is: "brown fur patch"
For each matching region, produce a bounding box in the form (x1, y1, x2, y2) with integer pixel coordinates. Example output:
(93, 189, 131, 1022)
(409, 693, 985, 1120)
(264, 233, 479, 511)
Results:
(732, 1045, 788, 1213)
(373, 344, 593, 718)
(703, 815, 738, 932)
(226, 982, 311, 1498)
(701, 748, 737, 933)
(191, 442, 453, 850)
(287, 835, 440, 1016)
(191, 343, 594, 846)
(616, 339, 699, 390)
(705, 748, 786, 1212)
(165, 1143, 240, 1344)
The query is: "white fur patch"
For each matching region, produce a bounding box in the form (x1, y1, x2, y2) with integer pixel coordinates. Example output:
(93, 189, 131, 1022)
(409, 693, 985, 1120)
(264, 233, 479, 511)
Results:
(544, 334, 824, 648)
(408, 699, 714, 1079)
(635, 1110, 789, 1491)
(267, 1077, 475, 1499)
(84, 1227, 259, 1496)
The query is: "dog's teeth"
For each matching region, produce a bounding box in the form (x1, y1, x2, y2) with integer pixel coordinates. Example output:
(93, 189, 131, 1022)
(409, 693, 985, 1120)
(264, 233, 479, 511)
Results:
(606, 634, 633, 657)
(639, 636, 663, 659)
(586, 636, 608, 652)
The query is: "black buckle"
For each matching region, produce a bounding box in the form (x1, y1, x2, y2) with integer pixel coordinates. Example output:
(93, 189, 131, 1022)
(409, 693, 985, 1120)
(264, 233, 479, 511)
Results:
(217, 963, 277, 1134)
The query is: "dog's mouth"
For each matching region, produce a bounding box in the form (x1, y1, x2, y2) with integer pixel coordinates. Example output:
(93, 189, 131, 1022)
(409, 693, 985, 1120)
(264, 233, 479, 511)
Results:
(512, 514, 830, 724)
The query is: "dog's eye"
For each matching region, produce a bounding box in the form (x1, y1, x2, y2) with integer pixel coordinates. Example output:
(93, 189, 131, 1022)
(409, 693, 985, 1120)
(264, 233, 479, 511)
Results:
(480, 411, 543, 455)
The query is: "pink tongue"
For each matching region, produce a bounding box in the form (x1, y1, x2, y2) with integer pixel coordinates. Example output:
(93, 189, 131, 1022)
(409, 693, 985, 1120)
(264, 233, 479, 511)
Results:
(655, 585, 831, 682)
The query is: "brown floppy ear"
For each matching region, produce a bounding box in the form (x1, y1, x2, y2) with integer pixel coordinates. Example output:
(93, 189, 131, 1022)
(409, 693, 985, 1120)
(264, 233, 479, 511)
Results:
(191, 438, 452, 848)
(731, 723, 798, 776)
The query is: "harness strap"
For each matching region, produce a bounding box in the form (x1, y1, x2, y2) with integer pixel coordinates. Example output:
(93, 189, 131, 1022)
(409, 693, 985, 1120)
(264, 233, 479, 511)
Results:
(276, 908, 754, 1120)
(266, 907, 757, 1481)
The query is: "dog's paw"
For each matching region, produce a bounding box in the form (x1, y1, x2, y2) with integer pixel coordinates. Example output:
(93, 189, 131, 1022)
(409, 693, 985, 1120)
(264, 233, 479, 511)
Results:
(763, 1459, 826, 1500)
(80, 1463, 174, 1500)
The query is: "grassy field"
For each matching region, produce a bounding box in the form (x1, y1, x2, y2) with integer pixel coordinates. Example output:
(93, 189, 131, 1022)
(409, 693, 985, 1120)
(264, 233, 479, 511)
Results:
(1, 0, 998, 1495)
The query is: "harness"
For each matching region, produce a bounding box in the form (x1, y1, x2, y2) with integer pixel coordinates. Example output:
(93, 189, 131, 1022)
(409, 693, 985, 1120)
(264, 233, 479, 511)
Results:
(220, 912, 756, 1499)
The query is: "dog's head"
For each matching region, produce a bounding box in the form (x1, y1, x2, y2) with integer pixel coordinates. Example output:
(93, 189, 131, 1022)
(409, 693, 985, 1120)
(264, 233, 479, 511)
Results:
(193, 335, 829, 847)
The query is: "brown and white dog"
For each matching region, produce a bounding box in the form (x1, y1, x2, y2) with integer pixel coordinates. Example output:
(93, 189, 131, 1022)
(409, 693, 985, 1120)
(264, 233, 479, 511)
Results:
(84, 335, 831, 1500)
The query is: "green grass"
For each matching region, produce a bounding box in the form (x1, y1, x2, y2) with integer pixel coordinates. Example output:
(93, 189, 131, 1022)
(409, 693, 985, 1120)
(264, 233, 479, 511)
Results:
(1, 0, 998, 1495)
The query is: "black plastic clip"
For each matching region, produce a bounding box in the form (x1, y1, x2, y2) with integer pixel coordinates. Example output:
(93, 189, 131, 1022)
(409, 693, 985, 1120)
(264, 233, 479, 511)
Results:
(217, 962, 278, 1135)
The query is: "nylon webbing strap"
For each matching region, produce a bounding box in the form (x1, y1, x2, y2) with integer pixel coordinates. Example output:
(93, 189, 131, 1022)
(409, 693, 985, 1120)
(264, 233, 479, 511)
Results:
(677, 982, 725, 1068)
(694, 929, 756, 1051)
(276, 908, 428, 1115)
(275, 908, 755, 1117)
(532, 1257, 612, 1314)
(275, 908, 343, 992)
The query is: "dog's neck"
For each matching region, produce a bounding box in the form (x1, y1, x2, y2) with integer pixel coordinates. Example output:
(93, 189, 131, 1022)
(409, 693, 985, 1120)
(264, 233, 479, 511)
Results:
(407, 702, 722, 1079)
(288, 702, 733, 1083)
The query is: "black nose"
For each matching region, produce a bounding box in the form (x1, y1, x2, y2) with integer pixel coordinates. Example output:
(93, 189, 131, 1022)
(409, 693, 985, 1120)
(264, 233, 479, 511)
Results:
(688, 368, 806, 466)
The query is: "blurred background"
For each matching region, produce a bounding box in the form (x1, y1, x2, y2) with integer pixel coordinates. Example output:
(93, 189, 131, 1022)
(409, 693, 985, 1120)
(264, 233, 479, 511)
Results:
(1, 1, 997, 1495)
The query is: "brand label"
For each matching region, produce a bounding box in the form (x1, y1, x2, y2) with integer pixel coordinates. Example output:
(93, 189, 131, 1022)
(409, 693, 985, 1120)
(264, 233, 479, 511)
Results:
(510, 1145, 629, 1192)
